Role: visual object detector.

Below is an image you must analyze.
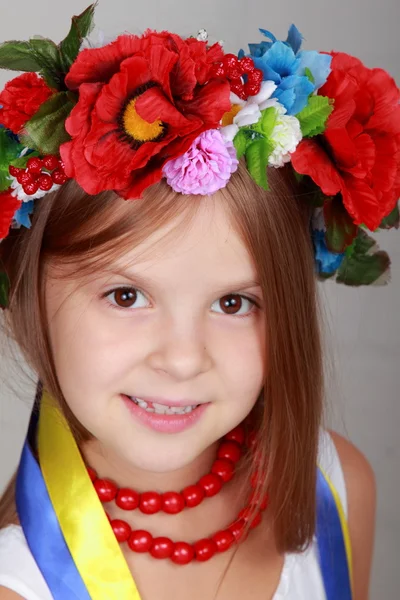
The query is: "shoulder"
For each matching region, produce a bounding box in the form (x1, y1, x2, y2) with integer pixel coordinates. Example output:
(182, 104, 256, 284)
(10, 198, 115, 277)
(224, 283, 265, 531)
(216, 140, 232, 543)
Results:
(327, 429, 376, 600)
(0, 588, 26, 599)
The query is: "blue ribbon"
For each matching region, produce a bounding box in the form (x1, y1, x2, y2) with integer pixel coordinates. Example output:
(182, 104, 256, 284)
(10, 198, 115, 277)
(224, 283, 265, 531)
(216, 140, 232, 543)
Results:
(316, 468, 353, 600)
(15, 411, 90, 600)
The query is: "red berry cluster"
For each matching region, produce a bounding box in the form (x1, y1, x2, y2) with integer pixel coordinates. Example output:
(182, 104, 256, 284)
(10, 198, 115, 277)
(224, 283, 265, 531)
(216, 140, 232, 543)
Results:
(9, 155, 69, 196)
(210, 54, 263, 100)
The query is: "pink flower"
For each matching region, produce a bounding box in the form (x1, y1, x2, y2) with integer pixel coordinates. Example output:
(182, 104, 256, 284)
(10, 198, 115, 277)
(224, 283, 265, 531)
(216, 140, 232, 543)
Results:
(162, 129, 239, 195)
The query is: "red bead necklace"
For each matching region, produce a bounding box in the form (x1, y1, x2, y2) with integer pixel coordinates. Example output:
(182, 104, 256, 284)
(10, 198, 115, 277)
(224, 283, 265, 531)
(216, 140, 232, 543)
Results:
(89, 425, 269, 565)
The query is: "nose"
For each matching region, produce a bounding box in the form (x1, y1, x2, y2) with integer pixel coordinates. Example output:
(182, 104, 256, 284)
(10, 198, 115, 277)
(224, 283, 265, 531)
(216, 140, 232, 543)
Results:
(147, 316, 212, 382)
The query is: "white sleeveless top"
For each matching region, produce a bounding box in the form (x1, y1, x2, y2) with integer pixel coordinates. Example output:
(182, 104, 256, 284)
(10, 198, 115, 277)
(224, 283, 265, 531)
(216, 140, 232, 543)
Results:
(0, 430, 347, 599)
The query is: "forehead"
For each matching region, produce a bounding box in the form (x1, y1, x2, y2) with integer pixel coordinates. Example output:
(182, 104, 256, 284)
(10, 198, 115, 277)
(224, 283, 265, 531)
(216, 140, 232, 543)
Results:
(112, 196, 258, 281)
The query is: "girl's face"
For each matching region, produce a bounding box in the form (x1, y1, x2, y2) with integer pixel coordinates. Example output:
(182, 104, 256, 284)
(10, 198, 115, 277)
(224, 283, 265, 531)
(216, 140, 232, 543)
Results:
(45, 197, 266, 473)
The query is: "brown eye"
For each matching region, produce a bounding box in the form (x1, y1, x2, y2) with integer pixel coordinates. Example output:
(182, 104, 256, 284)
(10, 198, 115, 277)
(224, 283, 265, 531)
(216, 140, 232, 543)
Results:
(106, 287, 147, 309)
(219, 294, 244, 315)
(114, 288, 137, 308)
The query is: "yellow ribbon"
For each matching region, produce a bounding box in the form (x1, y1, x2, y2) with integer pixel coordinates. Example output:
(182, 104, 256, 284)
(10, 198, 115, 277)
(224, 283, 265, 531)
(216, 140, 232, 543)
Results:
(318, 464, 354, 594)
(38, 391, 142, 600)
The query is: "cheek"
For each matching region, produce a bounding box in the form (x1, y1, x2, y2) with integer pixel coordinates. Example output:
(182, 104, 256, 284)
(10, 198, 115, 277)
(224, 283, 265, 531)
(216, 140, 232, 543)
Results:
(214, 316, 267, 401)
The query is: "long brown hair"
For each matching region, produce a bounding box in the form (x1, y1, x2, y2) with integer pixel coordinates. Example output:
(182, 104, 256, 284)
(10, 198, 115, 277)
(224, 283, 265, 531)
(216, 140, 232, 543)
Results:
(0, 161, 325, 552)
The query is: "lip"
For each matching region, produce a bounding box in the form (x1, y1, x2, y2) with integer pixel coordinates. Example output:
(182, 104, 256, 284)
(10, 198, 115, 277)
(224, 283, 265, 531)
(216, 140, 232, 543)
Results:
(124, 395, 201, 408)
(121, 394, 209, 433)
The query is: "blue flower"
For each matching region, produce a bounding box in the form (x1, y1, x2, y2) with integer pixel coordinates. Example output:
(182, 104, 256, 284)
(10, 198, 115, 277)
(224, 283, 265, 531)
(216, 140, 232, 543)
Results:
(240, 25, 332, 115)
(13, 201, 34, 229)
(312, 230, 345, 275)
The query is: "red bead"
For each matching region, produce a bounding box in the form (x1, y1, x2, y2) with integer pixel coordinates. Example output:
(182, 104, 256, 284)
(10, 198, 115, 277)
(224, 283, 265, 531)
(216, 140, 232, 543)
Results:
(250, 511, 262, 529)
(94, 478, 117, 503)
(23, 180, 39, 195)
(261, 493, 269, 511)
(182, 484, 204, 508)
(223, 54, 242, 79)
(52, 168, 68, 185)
(249, 490, 269, 511)
(9, 166, 22, 178)
(43, 155, 60, 171)
(194, 538, 217, 562)
(38, 174, 53, 191)
(198, 473, 223, 497)
(116, 488, 140, 511)
(87, 466, 97, 481)
(224, 425, 245, 445)
(218, 441, 242, 463)
(209, 62, 226, 78)
(26, 157, 43, 174)
(229, 79, 246, 100)
(162, 491, 185, 514)
(240, 56, 256, 73)
(140, 491, 162, 514)
(250, 470, 260, 488)
(18, 171, 33, 185)
(229, 518, 246, 541)
(110, 518, 131, 543)
(249, 68, 264, 84)
(244, 81, 262, 97)
(212, 529, 235, 552)
(150, 537, 174, 559)
(128, 530, 153, 553)
(211, 458, 234, 483)
(171, 541, 195, 565)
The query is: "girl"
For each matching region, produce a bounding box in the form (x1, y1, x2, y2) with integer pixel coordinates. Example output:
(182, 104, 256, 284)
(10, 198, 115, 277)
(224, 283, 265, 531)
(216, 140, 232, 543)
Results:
(0, 4, 398, 599)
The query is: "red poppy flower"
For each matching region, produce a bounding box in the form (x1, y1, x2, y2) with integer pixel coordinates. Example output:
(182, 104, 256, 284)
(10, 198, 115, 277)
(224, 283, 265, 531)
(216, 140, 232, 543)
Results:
(60, 32, 231, 198)
(0, 189, 21, 240)
(0, 73, 55, 135)
(291, 52, 400, 231)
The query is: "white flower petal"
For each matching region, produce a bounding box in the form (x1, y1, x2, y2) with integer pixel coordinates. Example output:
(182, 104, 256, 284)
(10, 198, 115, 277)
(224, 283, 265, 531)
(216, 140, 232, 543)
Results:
(248, 80, 277, 105)
(220, 124, 239, 142)
(259, 97, 281, 112)
(229, 91, 246, 106)
(234, 103, 261, 127)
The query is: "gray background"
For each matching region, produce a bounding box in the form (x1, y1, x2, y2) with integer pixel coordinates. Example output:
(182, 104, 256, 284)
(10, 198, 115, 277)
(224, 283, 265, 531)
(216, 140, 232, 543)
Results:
(0, 0, 399, 597)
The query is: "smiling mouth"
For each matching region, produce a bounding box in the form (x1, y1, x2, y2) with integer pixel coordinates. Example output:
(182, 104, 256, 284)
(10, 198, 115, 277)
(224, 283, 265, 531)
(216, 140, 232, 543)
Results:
(127, 396, 200, 415)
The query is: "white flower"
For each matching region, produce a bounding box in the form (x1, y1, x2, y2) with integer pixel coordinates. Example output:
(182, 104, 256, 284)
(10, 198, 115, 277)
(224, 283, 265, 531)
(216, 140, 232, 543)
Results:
(221, 80, 277, 142)
(268, 104, 302, 167)
(197, 29, 208, 42)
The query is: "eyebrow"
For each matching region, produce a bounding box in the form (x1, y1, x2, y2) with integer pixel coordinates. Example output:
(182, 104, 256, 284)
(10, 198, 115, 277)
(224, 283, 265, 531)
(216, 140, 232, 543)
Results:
(105, 268, 261, 294)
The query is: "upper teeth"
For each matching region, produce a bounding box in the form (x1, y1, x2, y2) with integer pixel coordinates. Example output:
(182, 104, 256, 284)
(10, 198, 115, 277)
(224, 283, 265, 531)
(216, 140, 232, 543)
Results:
(130, 397, 197, 415)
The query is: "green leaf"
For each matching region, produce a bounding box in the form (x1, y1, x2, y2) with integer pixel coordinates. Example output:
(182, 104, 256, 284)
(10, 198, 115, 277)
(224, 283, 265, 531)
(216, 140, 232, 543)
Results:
(20, 92, 76, 154)
(251, 107, 277, 138)
(337, 229, 391, 286)
(233, 129, 248, 159)
(245, 138, 274, 190)
(0, 40, 41, 71)
(379, 202, 399, 230)
(324, 195, 358, 253)
(304, 67, 315, 85)
(0, 271, 10, 309)
(60, 3, 97, 70)
(0, 129, 24, 192)
(296, 95, 333, 138)
(28, 38, 64, 89)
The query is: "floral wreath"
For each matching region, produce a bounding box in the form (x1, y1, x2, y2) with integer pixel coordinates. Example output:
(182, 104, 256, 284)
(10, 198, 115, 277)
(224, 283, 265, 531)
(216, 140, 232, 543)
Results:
(0, 4, 399, 308)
